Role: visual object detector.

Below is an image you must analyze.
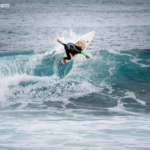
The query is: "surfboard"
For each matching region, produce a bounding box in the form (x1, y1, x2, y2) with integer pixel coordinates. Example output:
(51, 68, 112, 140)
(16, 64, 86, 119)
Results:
(60, 31, 96, 67)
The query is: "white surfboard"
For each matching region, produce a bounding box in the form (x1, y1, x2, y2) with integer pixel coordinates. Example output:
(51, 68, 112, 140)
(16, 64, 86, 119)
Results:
(61, 31, 96, 65)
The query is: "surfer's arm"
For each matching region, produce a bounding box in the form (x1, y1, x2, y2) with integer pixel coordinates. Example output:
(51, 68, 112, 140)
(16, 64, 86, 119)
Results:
(81, 51, 87, 57)
(80, 51, 90, 59)
(57, 39, 66, 46)
(59, 41, 65, 45)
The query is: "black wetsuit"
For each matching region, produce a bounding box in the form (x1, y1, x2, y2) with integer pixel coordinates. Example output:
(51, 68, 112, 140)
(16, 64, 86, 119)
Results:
(59, 41, 87, 60)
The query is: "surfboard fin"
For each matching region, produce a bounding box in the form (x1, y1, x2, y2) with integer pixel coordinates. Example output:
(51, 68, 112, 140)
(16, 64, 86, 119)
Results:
(60, 63, 63, 68)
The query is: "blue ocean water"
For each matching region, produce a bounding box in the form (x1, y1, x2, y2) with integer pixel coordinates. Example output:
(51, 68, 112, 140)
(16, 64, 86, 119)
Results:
(0, 0, 150, 149)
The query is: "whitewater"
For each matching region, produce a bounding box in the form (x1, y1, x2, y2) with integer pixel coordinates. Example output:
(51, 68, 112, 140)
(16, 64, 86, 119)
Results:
(0, 0, 150, 149)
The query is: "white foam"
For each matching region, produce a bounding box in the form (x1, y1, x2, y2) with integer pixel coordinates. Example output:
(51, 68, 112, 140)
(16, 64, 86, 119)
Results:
(108, 96, 138, 115)
(125, 91, 146, 105)
(130, 57, 150, 68)
(1, 112, 150, 149)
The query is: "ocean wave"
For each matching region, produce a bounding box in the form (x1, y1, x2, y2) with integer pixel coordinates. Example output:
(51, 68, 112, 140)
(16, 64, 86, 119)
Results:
(0, 47, 149, 114)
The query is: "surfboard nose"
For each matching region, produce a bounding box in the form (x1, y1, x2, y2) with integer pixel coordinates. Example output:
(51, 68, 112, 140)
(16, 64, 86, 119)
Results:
(92, 31, 96, 34)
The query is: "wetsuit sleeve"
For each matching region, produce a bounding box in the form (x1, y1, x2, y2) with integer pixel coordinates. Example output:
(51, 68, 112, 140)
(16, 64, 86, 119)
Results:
(59, 41, 66, 46)
(81, 51, 87, 57)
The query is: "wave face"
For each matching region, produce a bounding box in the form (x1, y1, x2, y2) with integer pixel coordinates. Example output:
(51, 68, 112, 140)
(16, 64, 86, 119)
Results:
(0, 47, 150, 114)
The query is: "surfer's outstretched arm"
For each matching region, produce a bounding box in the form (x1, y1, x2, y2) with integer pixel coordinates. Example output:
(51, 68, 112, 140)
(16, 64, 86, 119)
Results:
(57, 39, 66, 46)
(79, 51, 90, 59)
(80, 51, 87, 56)
(73, 44, 90, 59)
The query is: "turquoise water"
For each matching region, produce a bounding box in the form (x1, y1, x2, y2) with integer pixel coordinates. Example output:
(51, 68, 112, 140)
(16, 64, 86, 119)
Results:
(0, 0, 150, 149)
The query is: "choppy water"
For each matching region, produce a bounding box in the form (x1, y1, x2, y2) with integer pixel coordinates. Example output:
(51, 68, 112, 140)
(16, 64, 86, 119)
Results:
(0, 0, 150, 149)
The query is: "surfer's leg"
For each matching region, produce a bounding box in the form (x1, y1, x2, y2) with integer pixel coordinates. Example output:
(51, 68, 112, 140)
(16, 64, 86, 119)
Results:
(63, 57, 66, 64)
(64, 49, 71, 60)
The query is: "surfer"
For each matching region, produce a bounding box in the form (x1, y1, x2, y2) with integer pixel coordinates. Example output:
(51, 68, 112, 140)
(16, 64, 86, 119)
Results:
(57, 39, 90, 67)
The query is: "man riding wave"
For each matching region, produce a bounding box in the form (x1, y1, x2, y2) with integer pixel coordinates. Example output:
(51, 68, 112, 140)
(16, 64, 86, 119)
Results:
(57, 38, 90, 67)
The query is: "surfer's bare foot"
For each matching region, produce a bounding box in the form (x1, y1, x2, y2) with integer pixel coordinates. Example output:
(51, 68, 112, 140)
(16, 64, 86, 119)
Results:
(86, 56, 90, 59)
(57, 38, 60, 42)
(63, 57, 66, 64)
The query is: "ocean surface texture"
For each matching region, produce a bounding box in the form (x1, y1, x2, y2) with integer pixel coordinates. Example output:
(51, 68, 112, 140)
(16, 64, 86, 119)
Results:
(0, 0, 150, 149)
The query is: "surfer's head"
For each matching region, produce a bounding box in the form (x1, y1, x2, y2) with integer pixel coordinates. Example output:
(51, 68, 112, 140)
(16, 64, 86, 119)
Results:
(70, 49, 76, 56)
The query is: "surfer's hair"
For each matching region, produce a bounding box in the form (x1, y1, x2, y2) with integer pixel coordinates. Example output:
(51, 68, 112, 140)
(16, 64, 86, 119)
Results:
(69, 48, 77, 56)
(70, 50, 76, 56)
